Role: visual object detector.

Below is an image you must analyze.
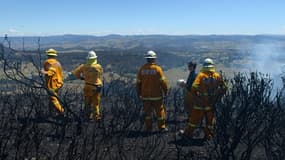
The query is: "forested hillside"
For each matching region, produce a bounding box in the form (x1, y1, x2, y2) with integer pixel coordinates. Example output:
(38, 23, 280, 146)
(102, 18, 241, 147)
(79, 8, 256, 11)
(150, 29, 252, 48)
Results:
(5, 34, 285, 71)
(3, 34, 285, 88)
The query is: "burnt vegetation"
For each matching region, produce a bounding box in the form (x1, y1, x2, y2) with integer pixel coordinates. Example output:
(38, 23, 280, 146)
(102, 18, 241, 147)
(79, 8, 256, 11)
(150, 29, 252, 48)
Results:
(0, 42, 285, 160)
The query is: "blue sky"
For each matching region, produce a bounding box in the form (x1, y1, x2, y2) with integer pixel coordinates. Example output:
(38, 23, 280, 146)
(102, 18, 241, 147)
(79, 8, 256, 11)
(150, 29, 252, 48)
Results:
(1, 0, 285, 36)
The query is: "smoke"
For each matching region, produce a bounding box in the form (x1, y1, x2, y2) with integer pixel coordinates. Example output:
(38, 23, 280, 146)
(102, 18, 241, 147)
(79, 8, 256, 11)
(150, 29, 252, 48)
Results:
(247, 43, 285, 93)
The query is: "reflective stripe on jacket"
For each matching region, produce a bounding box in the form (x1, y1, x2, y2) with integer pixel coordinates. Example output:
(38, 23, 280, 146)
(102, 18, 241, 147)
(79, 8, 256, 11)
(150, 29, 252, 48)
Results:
(136, 62, 168, 100)
(193, 105, 212, 111)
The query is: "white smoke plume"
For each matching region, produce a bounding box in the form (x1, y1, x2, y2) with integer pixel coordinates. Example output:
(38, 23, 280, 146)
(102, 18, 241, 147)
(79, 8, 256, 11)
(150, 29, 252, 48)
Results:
(247, 43, 285, 93)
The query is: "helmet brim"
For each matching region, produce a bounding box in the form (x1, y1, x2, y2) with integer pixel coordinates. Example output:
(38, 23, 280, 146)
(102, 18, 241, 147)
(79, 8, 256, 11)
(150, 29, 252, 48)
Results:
(144, 56, 157, 59)
(203, 65, 214, 68)
(86, 56, 97, 59)
(47, 53, 57, 56)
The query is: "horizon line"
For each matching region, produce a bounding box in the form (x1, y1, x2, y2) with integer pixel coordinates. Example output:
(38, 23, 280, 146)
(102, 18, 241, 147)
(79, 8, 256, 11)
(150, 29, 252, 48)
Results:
(3, 33, 285, 38)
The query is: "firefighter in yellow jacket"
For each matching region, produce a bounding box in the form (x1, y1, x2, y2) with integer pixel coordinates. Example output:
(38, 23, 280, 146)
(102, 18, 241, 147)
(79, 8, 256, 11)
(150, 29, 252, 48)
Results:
(136, 50, 169, 132)
(179, 58, 227, 140)
(73, 51, 103, 122)
(41, 48, 64, 113)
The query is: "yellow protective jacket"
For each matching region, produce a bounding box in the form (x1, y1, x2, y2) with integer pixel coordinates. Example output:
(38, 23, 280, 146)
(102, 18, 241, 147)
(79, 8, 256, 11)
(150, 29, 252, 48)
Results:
(136, 62, 168, 100)
(73, 62, 103, 87)
(190, 67, 227, 108)
(43, 58, 63, 90)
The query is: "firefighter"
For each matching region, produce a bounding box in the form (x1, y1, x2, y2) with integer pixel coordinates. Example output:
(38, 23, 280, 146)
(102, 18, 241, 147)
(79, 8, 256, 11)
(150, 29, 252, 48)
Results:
(72, 50, 103, 122)
(136, 50, 169, 132)
(178, 58, 227, 140)
(41, 48, 64, 113)
(178, 61, 197, 114)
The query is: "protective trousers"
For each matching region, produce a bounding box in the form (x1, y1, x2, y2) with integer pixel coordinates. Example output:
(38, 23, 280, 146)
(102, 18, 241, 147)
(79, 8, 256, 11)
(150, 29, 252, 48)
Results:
(49, 90, 64, 113)
(143, 100, 166, 131)
(183, 106, 215, 139)
(84, 86, 101, 121)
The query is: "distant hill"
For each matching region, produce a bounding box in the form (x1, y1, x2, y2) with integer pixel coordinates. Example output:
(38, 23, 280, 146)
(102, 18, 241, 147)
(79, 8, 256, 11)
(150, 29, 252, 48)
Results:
(2, 34, 285, 80)
(4, 34, 285, 51)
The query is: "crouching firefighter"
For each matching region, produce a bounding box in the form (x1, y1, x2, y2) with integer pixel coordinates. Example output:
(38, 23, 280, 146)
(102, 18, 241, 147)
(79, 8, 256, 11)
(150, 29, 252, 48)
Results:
(179, 58, 227, 140)
(136, 50, 169, 132)
(72, 50, 103, 122)
(41, 48, 64, 114)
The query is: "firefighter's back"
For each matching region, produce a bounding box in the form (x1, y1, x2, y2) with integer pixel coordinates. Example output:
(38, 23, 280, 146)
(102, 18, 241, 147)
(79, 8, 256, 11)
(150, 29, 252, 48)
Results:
(139, 63, 163, 98)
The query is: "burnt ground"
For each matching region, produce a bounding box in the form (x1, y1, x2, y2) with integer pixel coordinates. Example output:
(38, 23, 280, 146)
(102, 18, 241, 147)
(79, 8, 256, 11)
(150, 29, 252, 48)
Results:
(1, 75, 284, 160)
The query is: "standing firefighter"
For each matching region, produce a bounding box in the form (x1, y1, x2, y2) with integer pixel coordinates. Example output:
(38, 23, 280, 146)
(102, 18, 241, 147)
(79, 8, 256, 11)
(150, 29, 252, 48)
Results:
(72, 51, 103, 122)
(179, 58, 227, 140)
(136, 50, 169, 132)
(41, 48, 64, 113)
(178, 61, 197, 114)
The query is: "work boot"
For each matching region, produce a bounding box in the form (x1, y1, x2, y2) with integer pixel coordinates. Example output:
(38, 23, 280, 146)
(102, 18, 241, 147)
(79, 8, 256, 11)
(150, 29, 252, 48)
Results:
(177, 130, 193, 141)
(203, 134, 213, 142)
(177, 129, 185, 137)
(159, 127, 169, 133)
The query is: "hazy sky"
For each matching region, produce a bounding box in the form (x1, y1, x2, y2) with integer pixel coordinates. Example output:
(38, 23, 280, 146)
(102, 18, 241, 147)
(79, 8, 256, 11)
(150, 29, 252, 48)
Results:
(1, 0, 285, 36)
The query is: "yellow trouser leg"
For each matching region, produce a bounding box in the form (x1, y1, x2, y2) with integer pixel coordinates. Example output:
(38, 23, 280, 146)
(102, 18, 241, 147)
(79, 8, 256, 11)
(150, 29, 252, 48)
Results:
(50, 92, 64, 113)
(143, 101, 153, 131)
(204, 110, 215, 139)
(84, 88, 101, 121)
(84, 95, 93, 119)
(184, 109, 204, 137)
(154, 100, 166, 129)
(93, 92, 101, 121)
(143, 100, 166, 130)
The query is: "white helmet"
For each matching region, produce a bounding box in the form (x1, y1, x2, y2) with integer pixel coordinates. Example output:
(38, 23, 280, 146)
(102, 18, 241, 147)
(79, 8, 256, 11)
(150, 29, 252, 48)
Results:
(86, 50, 97, 59)
(203, 58, 214, 67)
(46, 48, 57, 56)
(144, 50, 157, 59)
